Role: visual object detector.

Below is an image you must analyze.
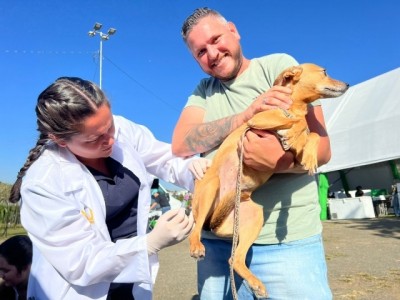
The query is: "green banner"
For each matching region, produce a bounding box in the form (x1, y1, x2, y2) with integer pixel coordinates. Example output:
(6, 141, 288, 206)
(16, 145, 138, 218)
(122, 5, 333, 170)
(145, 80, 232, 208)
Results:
(318, 173, 329, 220)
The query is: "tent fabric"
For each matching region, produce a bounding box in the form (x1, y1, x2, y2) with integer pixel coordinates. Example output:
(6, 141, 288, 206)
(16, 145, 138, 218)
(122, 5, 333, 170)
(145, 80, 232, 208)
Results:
(318, 67, 400, 173)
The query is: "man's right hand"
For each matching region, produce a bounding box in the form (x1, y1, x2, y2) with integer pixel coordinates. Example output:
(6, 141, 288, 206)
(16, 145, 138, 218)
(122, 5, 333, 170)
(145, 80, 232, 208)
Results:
(241, 86, 293, 122)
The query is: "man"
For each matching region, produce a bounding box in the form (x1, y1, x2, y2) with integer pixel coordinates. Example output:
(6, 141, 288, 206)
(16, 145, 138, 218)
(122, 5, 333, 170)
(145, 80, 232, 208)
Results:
(172, 7, 332, 299)
(150, 189, 171, 214)
(355, 185, 365, 197)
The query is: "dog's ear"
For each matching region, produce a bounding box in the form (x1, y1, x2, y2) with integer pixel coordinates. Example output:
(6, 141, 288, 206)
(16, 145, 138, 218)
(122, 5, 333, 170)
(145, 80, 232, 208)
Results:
(273, 66, 303, 86)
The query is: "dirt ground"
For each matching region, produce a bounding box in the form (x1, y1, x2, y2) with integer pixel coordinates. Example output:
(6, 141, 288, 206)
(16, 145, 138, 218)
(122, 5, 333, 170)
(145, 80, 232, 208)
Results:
(154, 216, 400, 300)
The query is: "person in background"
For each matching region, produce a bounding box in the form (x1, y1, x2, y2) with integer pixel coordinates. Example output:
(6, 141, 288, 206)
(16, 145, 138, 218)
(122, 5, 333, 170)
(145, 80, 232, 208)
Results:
(0, 235, 32, 300)
(355, 185, 364, 197)
(392, 183, 400, 217)
(172, 7, 332, 299)
(150, 189, 171, 214)
(8, 77, 209, 300)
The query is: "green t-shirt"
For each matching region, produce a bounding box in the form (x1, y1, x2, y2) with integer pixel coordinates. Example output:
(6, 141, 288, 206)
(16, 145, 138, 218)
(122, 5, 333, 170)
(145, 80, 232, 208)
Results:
(186, 53, 322, 244)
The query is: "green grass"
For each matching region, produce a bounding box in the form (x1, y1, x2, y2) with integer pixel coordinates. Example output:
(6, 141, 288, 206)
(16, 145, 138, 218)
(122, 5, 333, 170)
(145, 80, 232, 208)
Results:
(0, 225, 27, 242)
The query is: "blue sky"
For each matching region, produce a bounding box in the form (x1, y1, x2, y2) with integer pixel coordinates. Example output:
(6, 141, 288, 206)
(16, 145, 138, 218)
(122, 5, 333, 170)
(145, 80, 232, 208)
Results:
(1, 1, 399, 190)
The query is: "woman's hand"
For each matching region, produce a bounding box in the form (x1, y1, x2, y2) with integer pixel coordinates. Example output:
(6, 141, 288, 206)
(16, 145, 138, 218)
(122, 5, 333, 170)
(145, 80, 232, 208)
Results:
(147, 208, 194, 255)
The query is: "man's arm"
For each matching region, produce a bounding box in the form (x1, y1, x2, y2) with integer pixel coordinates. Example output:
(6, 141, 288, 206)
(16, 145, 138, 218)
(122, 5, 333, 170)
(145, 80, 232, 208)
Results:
(306, 105, 331, 166)
(172, 86, 293, 157)
(241, 105, 331, 172)
(150, 201, 158, 210)
(172, 106, 245, 157)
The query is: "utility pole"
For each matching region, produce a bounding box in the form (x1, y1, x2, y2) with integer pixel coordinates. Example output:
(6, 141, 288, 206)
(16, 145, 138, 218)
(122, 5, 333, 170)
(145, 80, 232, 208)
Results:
(88, 22, 116, 89)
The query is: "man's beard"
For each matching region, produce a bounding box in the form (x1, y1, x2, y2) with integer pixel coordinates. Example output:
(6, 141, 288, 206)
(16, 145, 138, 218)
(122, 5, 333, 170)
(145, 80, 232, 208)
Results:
(217, 52, 243, 82)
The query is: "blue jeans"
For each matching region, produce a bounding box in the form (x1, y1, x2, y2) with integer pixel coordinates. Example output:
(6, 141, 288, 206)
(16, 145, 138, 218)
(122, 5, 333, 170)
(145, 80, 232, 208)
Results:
(161, 206, 171, 214)
(197, 234, 332, 300)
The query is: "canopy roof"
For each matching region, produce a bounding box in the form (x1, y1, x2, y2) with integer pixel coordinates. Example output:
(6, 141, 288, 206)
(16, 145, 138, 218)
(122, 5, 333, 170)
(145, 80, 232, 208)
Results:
(318, 67, 400, 173)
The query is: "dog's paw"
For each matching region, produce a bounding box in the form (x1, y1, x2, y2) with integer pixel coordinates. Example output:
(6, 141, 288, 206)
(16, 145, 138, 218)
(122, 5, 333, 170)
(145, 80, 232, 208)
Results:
(189, 243, 206, 260)
(300, 151, 318, 173)
(243, 278, 268, 299)
(302, 160, 318, 175)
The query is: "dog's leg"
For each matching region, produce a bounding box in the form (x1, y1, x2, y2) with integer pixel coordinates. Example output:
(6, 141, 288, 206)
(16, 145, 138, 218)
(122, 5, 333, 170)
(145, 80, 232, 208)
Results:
(208, 189, 236, 236)
(247, 110, 299, 131)
(207, 160, 241, 235)
(208, 179, 268, 298)
(211, 195, 267, 298)
(232, 198, 267, 299)
(299, 132, 320, 174)
(189, 175, 220, 260)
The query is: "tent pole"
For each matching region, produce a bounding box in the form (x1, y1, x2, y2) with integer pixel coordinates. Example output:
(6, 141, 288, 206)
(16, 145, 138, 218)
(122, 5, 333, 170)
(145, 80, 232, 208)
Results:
(339, 170, 350, 193)
(389, 160, 400, 180)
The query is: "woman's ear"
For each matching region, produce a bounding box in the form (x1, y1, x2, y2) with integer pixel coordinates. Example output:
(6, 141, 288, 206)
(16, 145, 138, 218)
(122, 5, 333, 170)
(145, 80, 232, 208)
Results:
(48, 134, 67, 147)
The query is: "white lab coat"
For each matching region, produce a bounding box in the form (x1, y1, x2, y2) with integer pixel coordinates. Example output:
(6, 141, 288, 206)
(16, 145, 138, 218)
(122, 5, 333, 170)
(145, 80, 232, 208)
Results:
(20, 115, 195, 300)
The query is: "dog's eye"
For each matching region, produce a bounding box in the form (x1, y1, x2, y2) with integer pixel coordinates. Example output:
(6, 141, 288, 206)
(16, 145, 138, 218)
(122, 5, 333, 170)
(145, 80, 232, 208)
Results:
(323, 69, 327, 76)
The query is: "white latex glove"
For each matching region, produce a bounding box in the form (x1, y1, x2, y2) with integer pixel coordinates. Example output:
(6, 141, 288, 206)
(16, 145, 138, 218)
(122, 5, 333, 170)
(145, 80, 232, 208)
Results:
(189, 157, 212, 180)
(147, 208, 194, 255)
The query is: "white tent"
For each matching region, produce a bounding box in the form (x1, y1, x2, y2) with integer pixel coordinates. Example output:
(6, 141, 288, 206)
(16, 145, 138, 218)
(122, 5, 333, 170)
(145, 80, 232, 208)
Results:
(318, 67, 400, 173)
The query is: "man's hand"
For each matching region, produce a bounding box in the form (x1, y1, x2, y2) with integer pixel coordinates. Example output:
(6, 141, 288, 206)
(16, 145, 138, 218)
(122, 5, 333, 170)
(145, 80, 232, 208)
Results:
(242, 129, 294, 172)
(172, 86, 292, 158)
(241, 86, 292, 122)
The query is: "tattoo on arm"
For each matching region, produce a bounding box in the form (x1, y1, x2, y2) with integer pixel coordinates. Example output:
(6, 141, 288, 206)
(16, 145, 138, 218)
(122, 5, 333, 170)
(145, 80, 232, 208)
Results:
(185, 115, 236, 154)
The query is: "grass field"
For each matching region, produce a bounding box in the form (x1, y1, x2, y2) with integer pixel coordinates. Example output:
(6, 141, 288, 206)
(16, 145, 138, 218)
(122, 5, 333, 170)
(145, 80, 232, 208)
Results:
(0, 225, 27, 242)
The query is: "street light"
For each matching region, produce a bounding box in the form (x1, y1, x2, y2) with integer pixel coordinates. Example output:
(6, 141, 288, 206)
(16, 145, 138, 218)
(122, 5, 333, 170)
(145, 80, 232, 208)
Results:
(88, 22, 117, 89)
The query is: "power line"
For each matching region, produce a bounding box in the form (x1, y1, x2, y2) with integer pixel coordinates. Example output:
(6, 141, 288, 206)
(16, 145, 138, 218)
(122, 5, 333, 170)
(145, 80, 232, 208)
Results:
(103, 55, 179, 112)
(2, 49, 92, 55)
(2, 49, 180, 112)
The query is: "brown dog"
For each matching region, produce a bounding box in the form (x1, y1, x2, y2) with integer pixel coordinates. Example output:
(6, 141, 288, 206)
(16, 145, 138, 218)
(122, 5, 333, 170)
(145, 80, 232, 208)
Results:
(189, 63, 349, 298)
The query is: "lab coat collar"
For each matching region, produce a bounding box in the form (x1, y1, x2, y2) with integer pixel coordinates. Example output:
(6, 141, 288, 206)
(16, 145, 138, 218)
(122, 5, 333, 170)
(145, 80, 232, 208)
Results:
(54, 146, 88, 193)
(50, 145, 109, 238)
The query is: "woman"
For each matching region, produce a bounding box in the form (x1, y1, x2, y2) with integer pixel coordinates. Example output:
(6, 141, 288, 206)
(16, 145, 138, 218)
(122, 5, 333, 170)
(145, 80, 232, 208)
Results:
(8, 77, 208, 300)
(0, 235, 32, 300)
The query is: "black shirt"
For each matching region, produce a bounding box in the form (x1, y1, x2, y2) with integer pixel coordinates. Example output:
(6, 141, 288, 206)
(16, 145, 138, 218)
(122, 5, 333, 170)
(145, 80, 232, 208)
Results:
(88, 157, 141, 242)
(88, 157, 140, 299)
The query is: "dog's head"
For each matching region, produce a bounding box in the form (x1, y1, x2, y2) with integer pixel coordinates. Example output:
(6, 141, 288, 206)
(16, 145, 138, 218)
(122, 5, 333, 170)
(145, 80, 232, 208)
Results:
(274, 63, 349, 103)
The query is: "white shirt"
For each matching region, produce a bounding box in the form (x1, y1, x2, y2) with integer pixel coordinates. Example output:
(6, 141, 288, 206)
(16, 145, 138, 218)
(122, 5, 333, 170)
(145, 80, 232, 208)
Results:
(20, 115, 195, 300)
